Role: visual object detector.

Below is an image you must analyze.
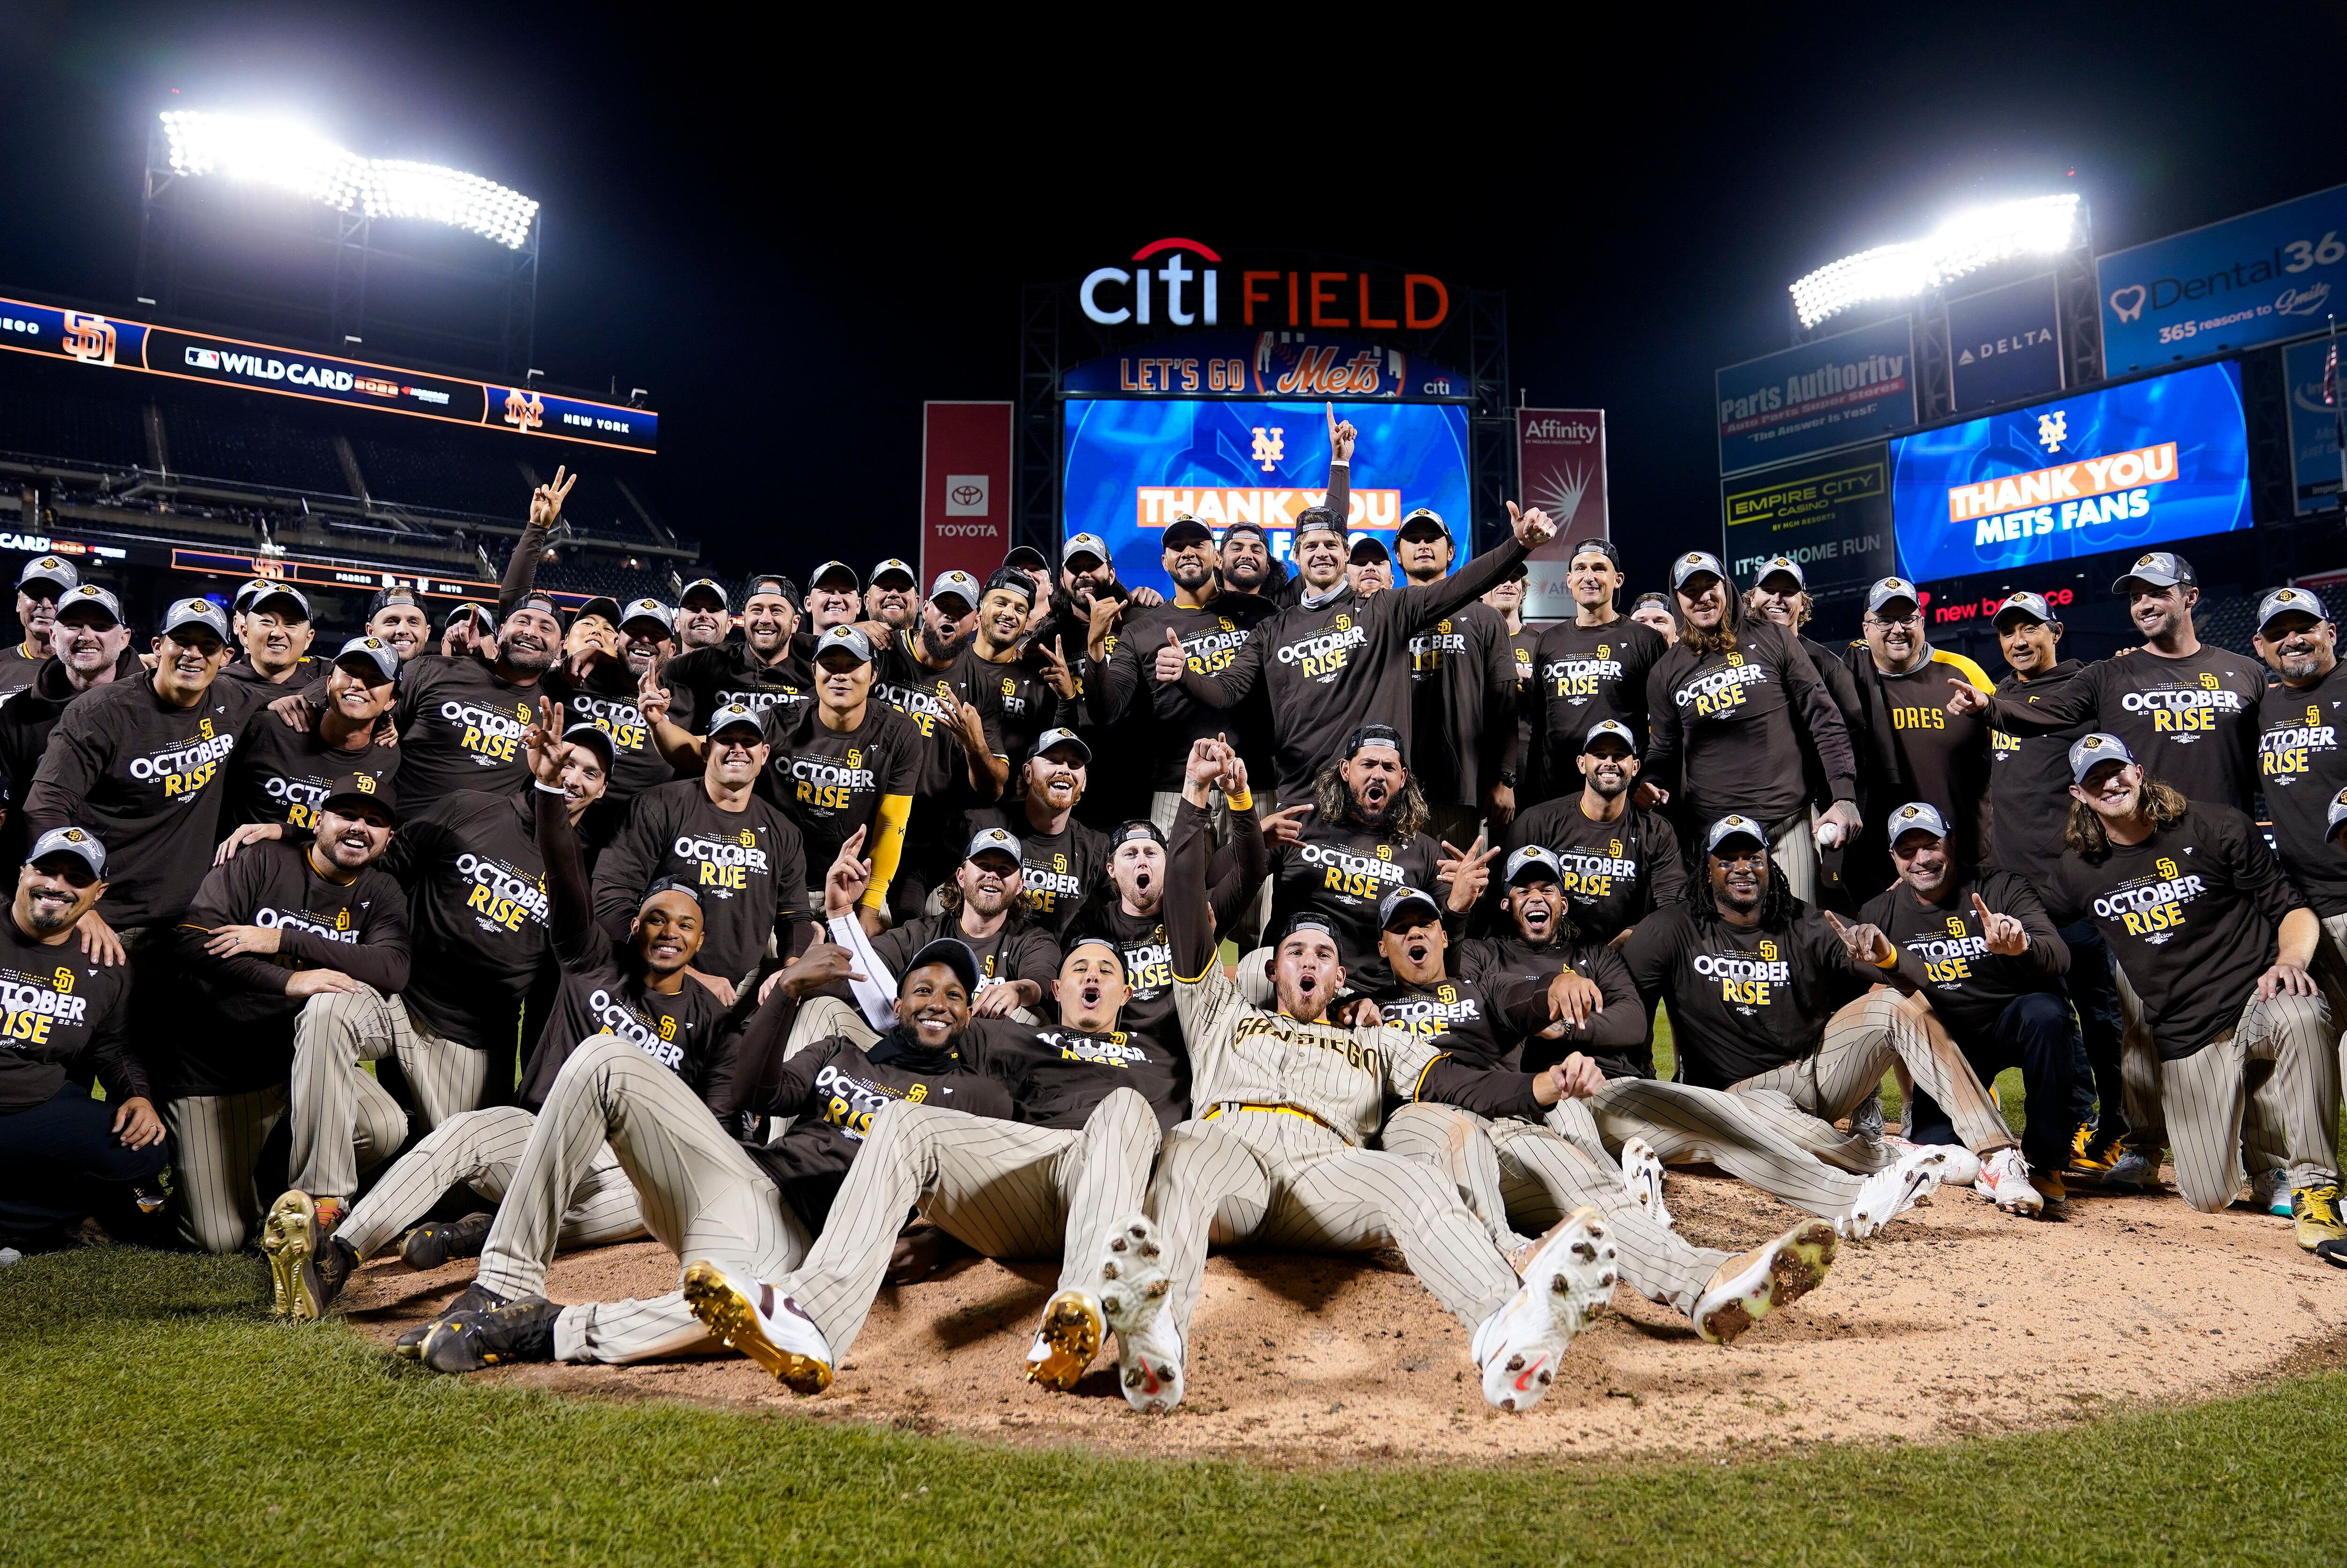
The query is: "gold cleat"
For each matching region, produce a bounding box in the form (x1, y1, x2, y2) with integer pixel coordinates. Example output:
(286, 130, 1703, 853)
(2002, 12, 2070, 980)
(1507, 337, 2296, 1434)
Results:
(259, 1190, 317, 1319)
(1025, 1290, 1104, 1391)
(681, 1260, 833, 1394)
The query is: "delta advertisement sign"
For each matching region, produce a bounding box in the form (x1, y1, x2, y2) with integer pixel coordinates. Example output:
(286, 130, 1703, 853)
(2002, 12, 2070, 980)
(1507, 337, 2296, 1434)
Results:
(1888, 362, 2249, 581)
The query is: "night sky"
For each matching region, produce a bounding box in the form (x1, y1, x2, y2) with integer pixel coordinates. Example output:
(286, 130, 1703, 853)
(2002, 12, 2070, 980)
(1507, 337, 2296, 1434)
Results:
(5, 2, 2346, 595)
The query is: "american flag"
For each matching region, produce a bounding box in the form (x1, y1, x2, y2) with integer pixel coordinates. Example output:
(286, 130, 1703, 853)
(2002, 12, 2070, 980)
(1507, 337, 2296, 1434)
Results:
(2327, 340, 2338, 407)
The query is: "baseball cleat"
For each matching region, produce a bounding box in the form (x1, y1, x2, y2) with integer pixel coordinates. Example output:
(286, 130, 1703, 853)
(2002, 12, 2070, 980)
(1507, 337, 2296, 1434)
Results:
(1884, 1137, 1979, 1188)
(1691, 1219, 1838, 1346)
(2292, 1184, 2346, 1252)
(400, 1212, 494, 1271)
(2316, 1236, 2347, 1270)
(2067, 1122, 2123, 1177)
(1840, 1147, 1948, 1239)
(2248, 1168, 2293, 1218)
(2036, 1171, 2070, 1221)
(1619, 1137, 1672, 1230)
(395, 1281, 509, 1360)
(419, 1297, 561, 1373)
(1472, 1207, 1617, 1414)
(260, 1190, 316, 1318)
(1025, 1290, 1104, 1392)
(1096, 1215, 1181, 1413)
(681, 1260, 832, 1394)
(2099, 1151, 2160, 1193)
(1975, 1148, 2044, 1217)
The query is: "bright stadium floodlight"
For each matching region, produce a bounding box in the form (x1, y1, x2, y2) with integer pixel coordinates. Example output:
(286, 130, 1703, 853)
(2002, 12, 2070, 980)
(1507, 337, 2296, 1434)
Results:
(159, 110, 538, 250)
(1789, 193, 2080, 330)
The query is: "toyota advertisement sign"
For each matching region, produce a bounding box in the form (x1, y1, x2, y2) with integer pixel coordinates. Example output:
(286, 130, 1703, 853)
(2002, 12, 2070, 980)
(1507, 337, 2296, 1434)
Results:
(2098, 181, 2347, 371)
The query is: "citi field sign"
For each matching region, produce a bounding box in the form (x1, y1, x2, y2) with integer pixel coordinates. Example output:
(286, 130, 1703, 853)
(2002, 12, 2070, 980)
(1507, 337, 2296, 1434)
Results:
(1078, 239, 1452, 333)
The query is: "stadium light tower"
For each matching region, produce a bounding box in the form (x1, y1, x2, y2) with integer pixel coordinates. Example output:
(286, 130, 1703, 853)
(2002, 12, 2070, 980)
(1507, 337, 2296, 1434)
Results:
(138, 110, 542, 375)
(1788, 193, 2081, 331)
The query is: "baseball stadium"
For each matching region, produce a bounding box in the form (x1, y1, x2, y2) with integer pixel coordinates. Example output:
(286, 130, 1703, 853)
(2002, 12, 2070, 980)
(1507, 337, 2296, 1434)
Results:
(5, 12, 2347, 1567)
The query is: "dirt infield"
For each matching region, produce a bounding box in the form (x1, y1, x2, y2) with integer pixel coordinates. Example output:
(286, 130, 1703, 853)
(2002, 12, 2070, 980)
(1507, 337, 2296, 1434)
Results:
(345, 1168, 2347, 1463)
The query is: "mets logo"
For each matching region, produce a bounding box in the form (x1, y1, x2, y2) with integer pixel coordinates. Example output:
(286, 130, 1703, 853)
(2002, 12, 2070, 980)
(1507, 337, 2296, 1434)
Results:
(1436, 984, 1457, 1004)
(1757, 940, 1777, 961)
(738, 830, 755, 847)
(503, 387, 545, 432)
(53, 967, 73, 994)
(1375, 844, 1392, 860)
(2157, 857, 2179, 880)
(1945, 917, 1966, 939)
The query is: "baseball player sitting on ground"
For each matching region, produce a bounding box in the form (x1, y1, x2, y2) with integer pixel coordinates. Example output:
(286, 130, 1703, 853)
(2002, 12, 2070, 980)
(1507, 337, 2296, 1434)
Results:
(1364, 883, 1841, 1345)
(1617, 814, 2017, 1214)
(261, 705, 733, 1327)
(1109, 760, 1627, 1417)
(399, 929, 1011, 1372)
(2043, 735, 2344, 1250)
(1855, 801, 2075, 1219)
(675, 821, 1185, 1394)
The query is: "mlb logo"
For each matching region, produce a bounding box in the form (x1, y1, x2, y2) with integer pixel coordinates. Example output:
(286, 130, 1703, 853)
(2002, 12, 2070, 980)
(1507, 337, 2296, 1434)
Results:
(944, 474, 990, 516)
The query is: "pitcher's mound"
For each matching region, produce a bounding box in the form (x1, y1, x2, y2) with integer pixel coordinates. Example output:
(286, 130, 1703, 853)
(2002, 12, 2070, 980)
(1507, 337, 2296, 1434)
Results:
(347, 1170, 2346, 1463)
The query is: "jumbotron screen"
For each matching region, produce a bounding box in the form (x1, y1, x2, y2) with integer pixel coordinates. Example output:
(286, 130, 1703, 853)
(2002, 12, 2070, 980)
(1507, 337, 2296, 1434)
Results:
(1888, 361, 2248, 581)
(1061, 398, 1471, 593)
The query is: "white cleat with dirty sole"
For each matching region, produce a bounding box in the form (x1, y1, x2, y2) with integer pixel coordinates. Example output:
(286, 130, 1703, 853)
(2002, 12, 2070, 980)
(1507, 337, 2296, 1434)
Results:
(1619, 1136, 1672, 1230)
(1974, 1147, 2045, 1216)
(1096, 1215, 1181, 1413)
(1840, 1146, 1949, 1239)
(1472, 1206, 1618, 1413)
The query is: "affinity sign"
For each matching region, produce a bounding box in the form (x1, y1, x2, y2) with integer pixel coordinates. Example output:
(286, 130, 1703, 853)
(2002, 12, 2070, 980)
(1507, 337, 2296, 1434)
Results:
(1888, 362, 2248, 581)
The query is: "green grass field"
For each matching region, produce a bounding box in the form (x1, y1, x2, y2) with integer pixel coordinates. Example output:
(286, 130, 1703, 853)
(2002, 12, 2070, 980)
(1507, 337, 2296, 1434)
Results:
(7, 1244, 2346, 1565)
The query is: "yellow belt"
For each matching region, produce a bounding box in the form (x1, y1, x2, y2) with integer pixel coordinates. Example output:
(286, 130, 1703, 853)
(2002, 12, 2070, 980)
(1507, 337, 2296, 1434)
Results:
(1203, 1102, 1349, 1143)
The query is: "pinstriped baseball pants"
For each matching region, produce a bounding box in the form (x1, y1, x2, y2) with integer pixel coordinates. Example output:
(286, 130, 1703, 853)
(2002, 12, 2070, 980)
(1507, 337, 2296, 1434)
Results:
(2158, 991, 2337, 1212)
(786, 994, 876, 1057)
(160, 1086, 286, 1254)
(1145, 1109, 1523, 1352)
(1584, 1077, 1885, 1217)
(472, 1034, 811, 1364)
(333, 1105, 646, 1262)
(1729, 990, 2015, 1164)
(1381, 1101, 1726, 1316)
(775, 1086, 1160, 1357)
(286, 986, 490, 1200)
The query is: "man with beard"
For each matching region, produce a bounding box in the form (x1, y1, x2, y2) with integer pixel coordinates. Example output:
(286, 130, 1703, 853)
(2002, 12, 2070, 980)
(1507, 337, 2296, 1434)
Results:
(1454, 847, 1652, 1081)
(871, 571, 1008, 919)
(1506, 722, 1687, 946)
(1856, 803, 2071, 1217)
(821, 826, 1059, 1033)
(963, 728, 1109, 940)
(1533, 539, 1667, 802)
(362, 587, 432, 667)
(2043, 735, 2341, 1249)
(1642, 551, 1861, 904)
(277, 718, 613, 1230)
(660, 574, 806, 734)
(263, 711, 736, 1326)
(545, 597, 682, 810)
(222, 584, 322, 693)
(0, 555, 77, 700)
(1396, 507, 1520, 846)
(390, 589, 563, 797)
(591, 702, 809, 997)
(1369, 886, 1842, 1346)
(1081, 514, 1277, 832)
(1118, 772, 1624, 1417)
(1839, 577, 1995, 899)
(674, 579, 731, 653)
(0, 828, 163, 1254)
(865, 558, 920, 634)
(1621, 814, 2017, 1197)
(1948, 552, 2263, 817)
(0, 584, 135, 872)
(1067, 740, 1274, 1065)
(1258, 724, 1471, 995)
(224, 636, 400, 832)
(165, 778, 407, 1254)
(1156, 425, 1554, 805)
(27, 598, 263, 1002)
(965, 567, 1066, 779)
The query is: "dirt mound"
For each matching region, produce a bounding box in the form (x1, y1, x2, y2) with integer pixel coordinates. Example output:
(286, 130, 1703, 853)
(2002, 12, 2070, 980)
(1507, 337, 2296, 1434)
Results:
(344, 1169, 2347, 1463)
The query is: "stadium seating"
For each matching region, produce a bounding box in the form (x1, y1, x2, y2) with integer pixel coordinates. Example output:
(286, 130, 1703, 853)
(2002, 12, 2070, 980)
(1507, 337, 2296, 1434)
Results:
(351, 431, 533, 519)
(0, 369, 149, 469)
(533, 467, 657, 542)
(161, 399, 352, 495)
(530, 555, 682, 604)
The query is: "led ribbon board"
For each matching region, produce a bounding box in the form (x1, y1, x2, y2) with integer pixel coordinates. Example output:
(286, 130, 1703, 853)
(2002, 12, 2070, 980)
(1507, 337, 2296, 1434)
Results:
(1888, 361, 2248, 581)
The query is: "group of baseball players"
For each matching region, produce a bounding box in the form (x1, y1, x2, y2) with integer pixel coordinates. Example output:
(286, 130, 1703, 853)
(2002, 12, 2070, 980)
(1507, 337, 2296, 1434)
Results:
(5, 412, 2346, 1421)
